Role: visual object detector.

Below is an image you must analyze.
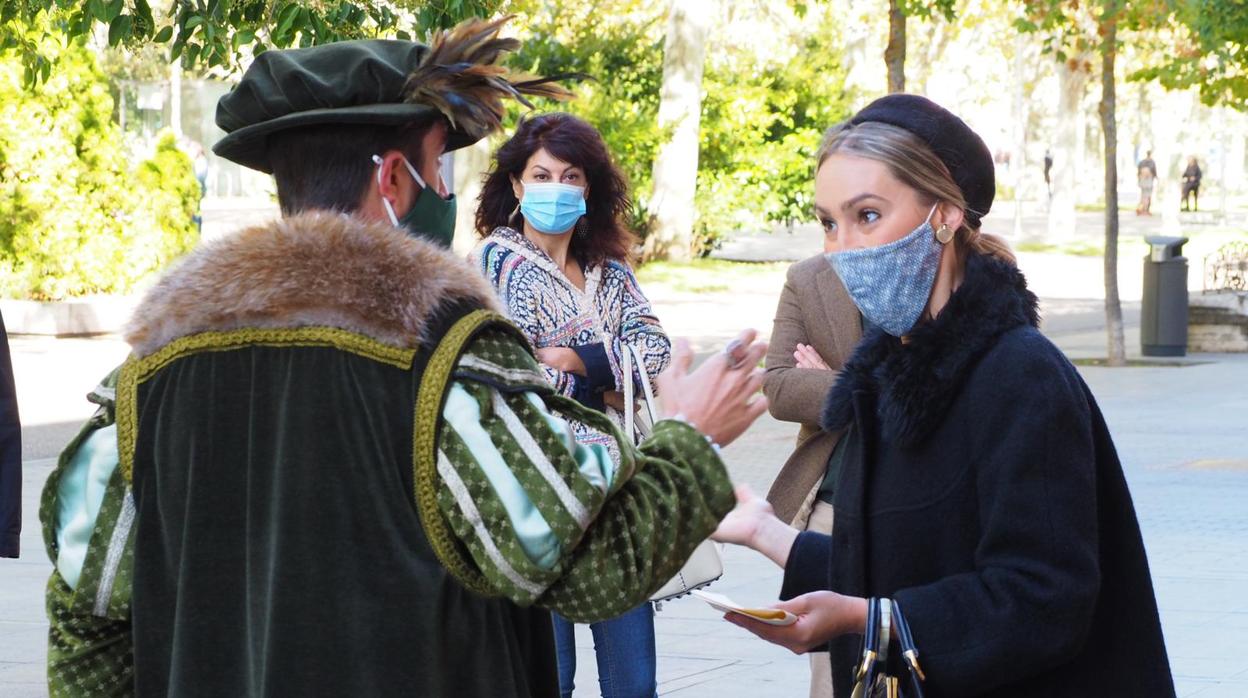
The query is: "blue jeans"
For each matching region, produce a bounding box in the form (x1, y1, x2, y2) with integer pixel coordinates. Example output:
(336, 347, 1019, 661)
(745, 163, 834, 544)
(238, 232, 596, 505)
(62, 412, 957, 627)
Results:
(553, 603, 657, 698)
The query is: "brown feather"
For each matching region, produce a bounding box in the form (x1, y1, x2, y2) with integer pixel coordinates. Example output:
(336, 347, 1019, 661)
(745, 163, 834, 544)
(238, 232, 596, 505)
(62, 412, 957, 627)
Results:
(403, 16, 584, 139)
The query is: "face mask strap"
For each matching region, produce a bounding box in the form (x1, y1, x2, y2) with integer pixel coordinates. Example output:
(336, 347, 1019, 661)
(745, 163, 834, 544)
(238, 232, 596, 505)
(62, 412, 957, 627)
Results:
(401, 157, 428, 190)
(926, 202, 956, 245)
(372, 153, 432, 228)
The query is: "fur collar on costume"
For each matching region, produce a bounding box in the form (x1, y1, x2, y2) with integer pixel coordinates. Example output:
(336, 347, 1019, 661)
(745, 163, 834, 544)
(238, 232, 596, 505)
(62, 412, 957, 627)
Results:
(125, 211, 501, 357)
(821, 251, 1040, 448)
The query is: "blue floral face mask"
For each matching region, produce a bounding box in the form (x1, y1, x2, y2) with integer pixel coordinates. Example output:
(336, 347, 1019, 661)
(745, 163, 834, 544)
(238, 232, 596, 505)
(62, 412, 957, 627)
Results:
(827, 203, 945, 337)
(519, 182, 586, 234)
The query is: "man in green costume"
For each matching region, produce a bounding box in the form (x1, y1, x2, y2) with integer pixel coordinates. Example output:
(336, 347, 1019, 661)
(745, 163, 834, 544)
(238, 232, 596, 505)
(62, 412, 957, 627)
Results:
(41, 18, 768, 697)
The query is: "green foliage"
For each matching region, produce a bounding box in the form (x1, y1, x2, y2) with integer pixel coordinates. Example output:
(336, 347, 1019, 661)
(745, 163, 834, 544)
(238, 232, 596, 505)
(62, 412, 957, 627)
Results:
(136, 130, 201, 260)
(1016, 0, 1103, 62)
(692, 18, 853, 255)
(510, 2, 851, 255)
(1, 0, 512, 82)
(0, 27, 197, 300)
(511, 2, 851, 256)
(1131, 1, 1248, 110)
(510, 1, 667, 208)
(901, 0, 956, 22)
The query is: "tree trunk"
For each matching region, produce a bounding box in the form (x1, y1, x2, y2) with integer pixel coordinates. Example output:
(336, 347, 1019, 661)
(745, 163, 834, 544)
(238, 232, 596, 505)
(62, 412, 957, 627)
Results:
(1099, 2, 1125, 367)
(885, 0, 905, 93)
(643, 0, 714, 262)
(1047, 55, 1087, 241)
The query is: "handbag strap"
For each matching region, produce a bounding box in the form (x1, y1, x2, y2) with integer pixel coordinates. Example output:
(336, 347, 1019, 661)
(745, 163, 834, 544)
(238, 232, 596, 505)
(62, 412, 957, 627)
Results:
(622, 345, 635, 439)
(855, 598, 928, 698)
(630, 344, 659, 425)
(891, 599, 927, 687)
(621, 344, 658, 442)
(856, 597, 881, 683)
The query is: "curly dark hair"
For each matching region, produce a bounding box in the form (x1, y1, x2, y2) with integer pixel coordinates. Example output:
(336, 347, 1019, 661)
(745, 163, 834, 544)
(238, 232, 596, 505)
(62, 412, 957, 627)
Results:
(475, 112, 636, 265)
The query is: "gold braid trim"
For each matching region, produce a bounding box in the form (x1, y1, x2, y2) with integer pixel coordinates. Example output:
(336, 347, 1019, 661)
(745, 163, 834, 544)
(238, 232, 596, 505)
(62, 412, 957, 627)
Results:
(116, 327, 416, 482)
(413, 309, 532, 597)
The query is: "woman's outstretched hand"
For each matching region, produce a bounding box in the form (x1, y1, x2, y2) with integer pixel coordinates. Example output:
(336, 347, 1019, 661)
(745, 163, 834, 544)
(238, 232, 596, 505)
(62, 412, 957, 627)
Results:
(723, 591, 868, 654)
(712, 485, 775, 546)
(655, 329, 769, 448)
(712, 485, 799, 568)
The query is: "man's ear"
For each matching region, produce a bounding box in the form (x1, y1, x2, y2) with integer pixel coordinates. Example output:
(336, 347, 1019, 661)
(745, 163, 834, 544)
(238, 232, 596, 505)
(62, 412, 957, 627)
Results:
(369, 150, 420, 216)
(377, 151, 408, 203)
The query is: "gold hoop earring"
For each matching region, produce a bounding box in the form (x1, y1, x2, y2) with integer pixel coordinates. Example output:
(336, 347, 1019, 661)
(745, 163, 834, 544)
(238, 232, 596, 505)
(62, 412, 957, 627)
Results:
(935, 223, 954, 244)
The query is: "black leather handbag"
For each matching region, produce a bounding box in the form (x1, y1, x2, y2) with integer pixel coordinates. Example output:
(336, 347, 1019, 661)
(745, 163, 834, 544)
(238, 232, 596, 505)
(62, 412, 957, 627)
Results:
(850, 598, 926, 698)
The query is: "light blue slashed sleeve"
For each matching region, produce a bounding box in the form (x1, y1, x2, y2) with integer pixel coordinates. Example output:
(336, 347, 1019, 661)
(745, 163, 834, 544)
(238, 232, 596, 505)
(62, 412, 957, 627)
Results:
(55, 424, 119, 590)
(443, 383, 562, 570)
(441, 382, 621, 571)
(521, 391, 617, 492)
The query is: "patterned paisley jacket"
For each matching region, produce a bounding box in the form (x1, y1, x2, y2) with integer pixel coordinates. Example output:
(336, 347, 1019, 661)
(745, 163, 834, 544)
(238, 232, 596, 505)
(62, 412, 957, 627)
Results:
(474, 226, 671, 450)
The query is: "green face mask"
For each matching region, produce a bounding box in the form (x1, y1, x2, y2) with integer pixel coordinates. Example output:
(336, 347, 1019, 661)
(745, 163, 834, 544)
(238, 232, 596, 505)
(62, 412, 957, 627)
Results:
(372, 154, 457, 248)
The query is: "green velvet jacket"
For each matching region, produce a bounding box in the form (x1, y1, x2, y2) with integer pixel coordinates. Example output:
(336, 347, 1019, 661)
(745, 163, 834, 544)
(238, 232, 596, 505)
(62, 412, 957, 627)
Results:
(42, 213, 735, 697)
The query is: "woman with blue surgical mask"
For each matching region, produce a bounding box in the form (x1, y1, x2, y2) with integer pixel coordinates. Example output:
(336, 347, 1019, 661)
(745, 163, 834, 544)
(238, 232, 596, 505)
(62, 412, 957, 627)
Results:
(472, 113, 670, 698)
(711, 95, 1174, 697)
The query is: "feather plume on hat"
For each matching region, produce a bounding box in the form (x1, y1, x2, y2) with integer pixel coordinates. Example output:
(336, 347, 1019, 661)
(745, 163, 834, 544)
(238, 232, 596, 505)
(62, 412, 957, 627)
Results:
(403, 16, 584, 139)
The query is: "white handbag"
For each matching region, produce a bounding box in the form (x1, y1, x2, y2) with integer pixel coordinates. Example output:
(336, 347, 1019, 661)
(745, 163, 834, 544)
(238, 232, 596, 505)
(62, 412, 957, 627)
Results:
(621, 344, 724, 604)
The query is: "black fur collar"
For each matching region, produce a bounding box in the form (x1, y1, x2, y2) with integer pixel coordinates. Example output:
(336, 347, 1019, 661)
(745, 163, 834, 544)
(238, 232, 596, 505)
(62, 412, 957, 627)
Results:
(821, 252, 1040, 448)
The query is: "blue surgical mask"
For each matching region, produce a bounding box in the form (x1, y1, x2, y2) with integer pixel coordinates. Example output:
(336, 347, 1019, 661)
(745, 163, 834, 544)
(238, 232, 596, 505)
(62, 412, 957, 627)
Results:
(827, 204, 945, 337)
(519, 182, 586, 234)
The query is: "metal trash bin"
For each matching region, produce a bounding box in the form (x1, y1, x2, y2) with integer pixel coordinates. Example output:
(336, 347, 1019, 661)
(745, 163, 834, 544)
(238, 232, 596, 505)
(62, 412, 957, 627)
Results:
(1141, 236, 1189, 357)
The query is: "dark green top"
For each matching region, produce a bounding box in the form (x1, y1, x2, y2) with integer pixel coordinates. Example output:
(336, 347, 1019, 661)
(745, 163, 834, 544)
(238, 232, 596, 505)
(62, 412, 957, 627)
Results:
(817, 426, 855, 505)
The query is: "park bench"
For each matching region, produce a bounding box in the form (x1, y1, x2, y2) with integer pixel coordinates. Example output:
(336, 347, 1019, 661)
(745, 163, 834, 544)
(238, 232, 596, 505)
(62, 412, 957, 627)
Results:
(1189, 241, 1248, 352)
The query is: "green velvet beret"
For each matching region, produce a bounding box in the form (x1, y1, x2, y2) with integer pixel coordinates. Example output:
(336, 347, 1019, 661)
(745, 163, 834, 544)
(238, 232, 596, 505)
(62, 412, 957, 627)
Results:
(212, 40, 476, 173)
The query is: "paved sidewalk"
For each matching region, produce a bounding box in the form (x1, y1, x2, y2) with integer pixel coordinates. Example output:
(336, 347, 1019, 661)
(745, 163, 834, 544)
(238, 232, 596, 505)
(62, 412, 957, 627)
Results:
(3, 253, 1247, 696)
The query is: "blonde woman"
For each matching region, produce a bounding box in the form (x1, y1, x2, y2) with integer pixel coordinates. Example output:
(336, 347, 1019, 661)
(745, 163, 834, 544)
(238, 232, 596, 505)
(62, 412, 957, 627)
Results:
(714, 95, 1174, 697)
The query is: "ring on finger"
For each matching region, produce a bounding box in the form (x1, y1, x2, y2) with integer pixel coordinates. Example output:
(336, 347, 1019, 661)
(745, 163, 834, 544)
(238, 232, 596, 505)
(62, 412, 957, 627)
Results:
(722, 339, 745, 368)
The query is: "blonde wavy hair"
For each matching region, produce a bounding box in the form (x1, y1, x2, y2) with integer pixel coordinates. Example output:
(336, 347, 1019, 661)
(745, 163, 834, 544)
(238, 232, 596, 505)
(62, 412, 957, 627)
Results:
(816, 121, 1016, 266)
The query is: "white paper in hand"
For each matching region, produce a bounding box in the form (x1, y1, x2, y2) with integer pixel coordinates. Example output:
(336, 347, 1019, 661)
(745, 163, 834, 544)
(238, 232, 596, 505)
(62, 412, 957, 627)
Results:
(692, 589, 798, 626)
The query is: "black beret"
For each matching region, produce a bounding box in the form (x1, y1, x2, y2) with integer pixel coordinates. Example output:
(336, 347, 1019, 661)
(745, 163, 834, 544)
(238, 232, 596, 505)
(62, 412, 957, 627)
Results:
(849, 94, 994, 228)
(213, 40, 476, 174)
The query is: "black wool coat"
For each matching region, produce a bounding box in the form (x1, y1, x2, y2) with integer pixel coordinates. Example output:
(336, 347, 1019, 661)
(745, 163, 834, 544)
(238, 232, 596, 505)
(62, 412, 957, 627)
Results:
(0, 310, 21, 558)
(781, 252, 1175, 697)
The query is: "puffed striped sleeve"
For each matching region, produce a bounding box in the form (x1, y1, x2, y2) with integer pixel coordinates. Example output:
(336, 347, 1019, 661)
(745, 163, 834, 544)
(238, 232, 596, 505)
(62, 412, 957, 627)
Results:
(41, 370, 136, 697)
(435, 329, 734, 622)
